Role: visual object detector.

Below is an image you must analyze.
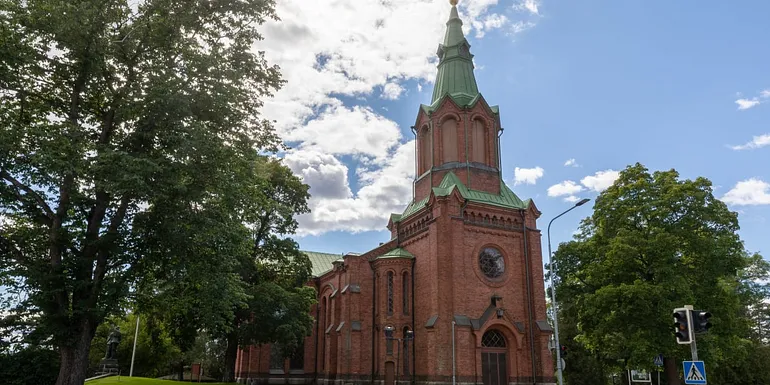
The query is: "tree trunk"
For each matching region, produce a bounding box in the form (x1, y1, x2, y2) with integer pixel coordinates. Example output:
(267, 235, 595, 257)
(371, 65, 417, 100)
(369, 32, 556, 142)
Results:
(55, 319, 96, 385)
(223, 330, 239, 383)
(664, 357, 680, 385)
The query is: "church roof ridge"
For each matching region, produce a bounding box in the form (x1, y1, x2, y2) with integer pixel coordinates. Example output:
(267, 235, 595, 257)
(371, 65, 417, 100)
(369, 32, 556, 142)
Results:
(392, 172, 532, 224)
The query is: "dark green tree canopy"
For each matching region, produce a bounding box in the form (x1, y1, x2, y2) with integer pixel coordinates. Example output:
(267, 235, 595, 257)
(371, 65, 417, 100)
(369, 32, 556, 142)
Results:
(552, 163, 768, 382)
(0, 0, 297, 384)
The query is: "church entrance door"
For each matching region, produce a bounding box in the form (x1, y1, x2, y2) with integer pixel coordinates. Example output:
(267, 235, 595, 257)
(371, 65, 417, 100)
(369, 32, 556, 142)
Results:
(385, 361, 395, 385)
(480, 330, 508, 385)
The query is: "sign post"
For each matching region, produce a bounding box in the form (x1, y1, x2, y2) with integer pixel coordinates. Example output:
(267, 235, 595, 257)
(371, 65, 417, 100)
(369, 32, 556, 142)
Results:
(653, 354, 663, 385)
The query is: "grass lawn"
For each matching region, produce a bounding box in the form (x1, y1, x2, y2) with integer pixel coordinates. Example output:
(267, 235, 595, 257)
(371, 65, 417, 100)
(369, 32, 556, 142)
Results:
(88, 376, 228, 385)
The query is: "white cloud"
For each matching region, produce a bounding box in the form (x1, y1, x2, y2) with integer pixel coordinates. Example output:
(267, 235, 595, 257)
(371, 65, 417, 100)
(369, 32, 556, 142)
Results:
(513, 0, 541, 15)
(381, 82, 405, 100)
(564, 195, 580, 203)
(722, 179, 770, 206)
(547, 181, 583, 197)
(580, 170, 620, 192)
(510, 21, 536, 35)
(514, 166, 544, 185)
(254, 0, 539, 236)
(564, 158, 578, 167)
(296, 141, 416, 236)
(283, 150, 352, 200)
(736, 98, 761, 110)
(730, 133, 770, 150)
(283, 105, 402, 163)
(735, 88, 770, 110)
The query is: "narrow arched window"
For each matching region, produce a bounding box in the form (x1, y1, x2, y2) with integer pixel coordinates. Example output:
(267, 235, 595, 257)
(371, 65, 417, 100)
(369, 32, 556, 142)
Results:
(472, 119, 486, 163)
(442, 118, 458, 163)
(402, 272, 409, 315)
(387, 272, 394, 315)
(419, 126, 431, 174)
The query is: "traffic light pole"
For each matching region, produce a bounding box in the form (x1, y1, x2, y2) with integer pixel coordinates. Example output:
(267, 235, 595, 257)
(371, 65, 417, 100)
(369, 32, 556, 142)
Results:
(685, 305, 699, 361)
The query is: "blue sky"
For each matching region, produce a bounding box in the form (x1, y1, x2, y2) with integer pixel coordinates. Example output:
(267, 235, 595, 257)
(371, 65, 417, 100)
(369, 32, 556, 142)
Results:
(260, 0, 770, 261)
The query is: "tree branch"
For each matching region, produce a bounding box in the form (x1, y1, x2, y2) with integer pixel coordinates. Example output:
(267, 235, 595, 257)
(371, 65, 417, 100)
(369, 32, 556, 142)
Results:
(89, 196, 131, 306)
(0, 170, 55, 220)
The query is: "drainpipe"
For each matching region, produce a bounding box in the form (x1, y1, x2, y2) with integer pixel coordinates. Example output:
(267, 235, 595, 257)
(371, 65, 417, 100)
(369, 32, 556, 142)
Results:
(314, 278, 321, 385)
(452, 321, 456, 385)
(411, 258, 416, 385)
(520, 210, 538, 385)
(371, 262, 377, 385)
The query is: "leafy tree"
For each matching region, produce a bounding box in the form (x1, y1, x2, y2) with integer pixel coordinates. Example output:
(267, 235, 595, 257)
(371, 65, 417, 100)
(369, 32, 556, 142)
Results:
(551, 163, 769, 384)
(0, 0, 284, 384)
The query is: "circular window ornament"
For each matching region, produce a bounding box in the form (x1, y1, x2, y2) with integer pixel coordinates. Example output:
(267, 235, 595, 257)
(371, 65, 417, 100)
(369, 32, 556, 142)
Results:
(478, 247, 504, 280)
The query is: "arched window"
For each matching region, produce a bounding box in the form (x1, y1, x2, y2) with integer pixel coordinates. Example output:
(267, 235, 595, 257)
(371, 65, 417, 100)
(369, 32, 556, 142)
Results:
(472, 119, 486, 163)
(419, 126, 431, 174)
(442, 118, 458, 163)
(387, 272, 394, 315)
(402, 272, 409, 315)
(321, 297, 327, 370)
(481, 330, 507, 348)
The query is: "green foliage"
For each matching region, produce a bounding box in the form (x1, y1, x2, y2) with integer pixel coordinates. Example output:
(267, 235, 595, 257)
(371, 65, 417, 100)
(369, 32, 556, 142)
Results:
(551, 163, 770, 383)
(0, 346, 59, 385)
(89, 314, 180, 378)
(0, 0, 287, 383)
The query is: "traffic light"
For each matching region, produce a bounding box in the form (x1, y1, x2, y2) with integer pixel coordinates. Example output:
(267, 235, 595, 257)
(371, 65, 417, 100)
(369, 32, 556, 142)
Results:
(673, 308, 692, 344)
(692, 310, 712, 333)
(560, 345, 568, 358)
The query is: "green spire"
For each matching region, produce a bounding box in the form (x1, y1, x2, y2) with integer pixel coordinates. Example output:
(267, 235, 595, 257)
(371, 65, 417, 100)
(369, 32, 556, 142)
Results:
(430, 3, 480, 106)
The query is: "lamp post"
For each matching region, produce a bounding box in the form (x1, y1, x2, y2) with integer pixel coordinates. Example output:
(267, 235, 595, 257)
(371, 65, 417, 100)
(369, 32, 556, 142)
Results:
(384, 326, 413, 385)
(547, 198, 590, 385)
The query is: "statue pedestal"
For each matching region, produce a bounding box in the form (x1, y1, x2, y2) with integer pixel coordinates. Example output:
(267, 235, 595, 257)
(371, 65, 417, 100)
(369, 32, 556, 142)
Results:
(98, 358, 119, 375)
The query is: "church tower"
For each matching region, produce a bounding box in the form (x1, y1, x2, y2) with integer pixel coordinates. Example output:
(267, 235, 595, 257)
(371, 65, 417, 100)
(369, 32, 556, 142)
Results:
(387, 1, 556, 384)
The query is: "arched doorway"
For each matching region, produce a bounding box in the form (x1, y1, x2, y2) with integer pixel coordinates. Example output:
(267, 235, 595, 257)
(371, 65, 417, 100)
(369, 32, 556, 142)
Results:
(480, 330, 507, 385)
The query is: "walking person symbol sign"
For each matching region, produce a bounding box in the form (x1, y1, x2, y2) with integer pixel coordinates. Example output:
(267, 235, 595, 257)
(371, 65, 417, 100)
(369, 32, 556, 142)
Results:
(683, 361, 707, 384)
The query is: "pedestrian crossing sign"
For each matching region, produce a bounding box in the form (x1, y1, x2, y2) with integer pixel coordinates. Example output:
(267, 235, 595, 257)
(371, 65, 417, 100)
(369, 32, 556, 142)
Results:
(683, 361, 707, 384)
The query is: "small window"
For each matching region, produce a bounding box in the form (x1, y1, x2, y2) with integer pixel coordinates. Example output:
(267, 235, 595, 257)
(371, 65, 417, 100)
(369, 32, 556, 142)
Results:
(402, 272, 409, 315)
(387, 272, 394, 315)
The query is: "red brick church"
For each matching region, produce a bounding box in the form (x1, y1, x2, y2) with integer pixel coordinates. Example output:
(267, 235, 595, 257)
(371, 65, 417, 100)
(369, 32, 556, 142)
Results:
(235, 1, 555, 384)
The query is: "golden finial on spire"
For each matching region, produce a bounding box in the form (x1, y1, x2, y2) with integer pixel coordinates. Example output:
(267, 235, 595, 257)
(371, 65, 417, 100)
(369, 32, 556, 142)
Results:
(449, 0, 458, 6)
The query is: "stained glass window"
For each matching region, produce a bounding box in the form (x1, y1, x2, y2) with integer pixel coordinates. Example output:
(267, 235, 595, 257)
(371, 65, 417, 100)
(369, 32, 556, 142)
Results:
(479, 247, 505, 279)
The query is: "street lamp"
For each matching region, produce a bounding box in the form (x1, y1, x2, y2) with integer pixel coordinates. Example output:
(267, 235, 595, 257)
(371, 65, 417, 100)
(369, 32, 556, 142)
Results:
(384, 327, 414, 385)
(547, 198, 590, 385)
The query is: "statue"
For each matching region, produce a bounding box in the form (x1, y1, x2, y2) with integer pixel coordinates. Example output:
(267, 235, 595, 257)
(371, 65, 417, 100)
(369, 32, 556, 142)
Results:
(104, 326, 122, 360)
